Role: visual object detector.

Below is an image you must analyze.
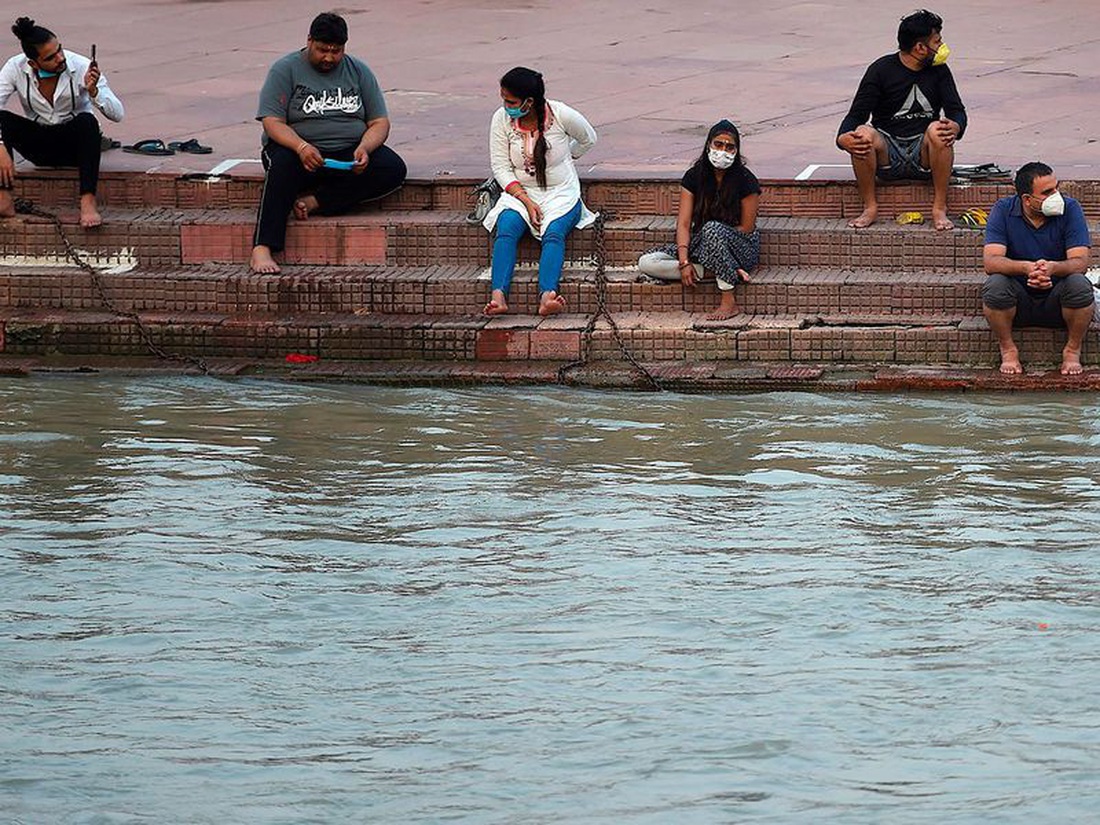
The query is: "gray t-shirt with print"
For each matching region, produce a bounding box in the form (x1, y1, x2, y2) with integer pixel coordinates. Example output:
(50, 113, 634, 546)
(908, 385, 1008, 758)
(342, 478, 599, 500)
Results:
(256, 50, 388, 152)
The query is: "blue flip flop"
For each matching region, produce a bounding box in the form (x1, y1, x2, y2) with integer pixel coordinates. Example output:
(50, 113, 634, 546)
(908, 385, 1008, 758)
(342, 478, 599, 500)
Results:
(123, 139, 175, 156)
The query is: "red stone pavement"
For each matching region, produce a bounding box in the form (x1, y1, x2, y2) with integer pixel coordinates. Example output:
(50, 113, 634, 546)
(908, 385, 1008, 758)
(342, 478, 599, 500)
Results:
(6, 1, 1100, 182)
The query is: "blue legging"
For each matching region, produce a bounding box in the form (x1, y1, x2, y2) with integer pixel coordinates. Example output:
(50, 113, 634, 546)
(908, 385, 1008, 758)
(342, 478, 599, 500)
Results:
(490, 201, 583, 295)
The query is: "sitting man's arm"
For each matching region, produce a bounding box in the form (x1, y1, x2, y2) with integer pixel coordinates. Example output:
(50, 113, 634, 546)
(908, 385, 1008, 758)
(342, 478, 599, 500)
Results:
(353, 116, 390, 171)
(836, 63, 878, 152)
(1045, 246, 1089, 278)
(0, 58, 18, 187)
(983, 198, 1030, 276)
(261, 116, 323, 171)
(937, 68, 966, 142)
(983, 243, 1030, 277)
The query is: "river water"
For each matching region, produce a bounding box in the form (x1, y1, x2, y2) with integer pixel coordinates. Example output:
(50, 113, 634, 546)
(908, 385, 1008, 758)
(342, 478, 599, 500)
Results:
(2, 378, 1098, 823)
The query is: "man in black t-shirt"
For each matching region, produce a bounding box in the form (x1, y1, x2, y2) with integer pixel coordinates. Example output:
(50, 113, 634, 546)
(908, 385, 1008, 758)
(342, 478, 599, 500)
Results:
(836, 9, 966, 230)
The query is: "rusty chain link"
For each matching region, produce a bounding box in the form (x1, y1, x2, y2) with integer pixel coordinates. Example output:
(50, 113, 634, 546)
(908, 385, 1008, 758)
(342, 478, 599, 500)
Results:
(13, 197, 210, 374)
(556, 211, 662, 390)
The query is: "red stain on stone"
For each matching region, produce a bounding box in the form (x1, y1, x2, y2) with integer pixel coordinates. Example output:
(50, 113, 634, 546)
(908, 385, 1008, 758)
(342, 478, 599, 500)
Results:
(476, 329, 530, 360)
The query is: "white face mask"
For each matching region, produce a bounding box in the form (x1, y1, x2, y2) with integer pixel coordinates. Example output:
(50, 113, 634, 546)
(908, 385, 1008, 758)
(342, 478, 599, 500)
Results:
(1040, 190, 1065, 217)
(708, 148, 737, 169)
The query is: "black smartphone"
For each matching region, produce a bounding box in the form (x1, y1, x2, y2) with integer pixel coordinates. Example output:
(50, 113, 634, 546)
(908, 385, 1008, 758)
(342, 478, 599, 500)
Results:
(91, 44, 97, 67)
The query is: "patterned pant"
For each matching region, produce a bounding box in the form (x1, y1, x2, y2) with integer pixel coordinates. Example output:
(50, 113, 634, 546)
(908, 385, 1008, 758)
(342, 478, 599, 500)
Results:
(644, 221, 760, 289)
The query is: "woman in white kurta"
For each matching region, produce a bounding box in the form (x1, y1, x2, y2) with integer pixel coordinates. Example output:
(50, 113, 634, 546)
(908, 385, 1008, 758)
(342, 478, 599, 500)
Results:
(483, 67, 597, 316)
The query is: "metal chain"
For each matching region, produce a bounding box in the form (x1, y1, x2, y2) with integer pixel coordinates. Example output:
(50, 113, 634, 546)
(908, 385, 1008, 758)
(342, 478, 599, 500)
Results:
(13, 197, 210, 374)
(557, 211, 662, 390)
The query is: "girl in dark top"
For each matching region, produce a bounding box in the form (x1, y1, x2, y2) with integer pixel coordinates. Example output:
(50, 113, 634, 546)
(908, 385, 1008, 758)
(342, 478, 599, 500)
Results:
(638, 120, 761, 320)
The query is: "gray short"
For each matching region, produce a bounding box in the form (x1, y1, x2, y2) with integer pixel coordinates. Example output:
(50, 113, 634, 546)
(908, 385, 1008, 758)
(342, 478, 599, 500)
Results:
(876, 130, 931, 181)
(981, 273, 1095, 327)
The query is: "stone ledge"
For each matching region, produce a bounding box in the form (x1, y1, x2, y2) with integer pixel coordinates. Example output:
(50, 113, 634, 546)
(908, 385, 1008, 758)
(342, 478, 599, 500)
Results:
(6, 355, 1100, 393)
(15, 171, 1100, 220)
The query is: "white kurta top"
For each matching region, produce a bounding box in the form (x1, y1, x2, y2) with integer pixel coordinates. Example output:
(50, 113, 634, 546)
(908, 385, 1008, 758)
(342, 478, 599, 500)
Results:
(0, 51, 124, 134)
(483, 99, 597, 239)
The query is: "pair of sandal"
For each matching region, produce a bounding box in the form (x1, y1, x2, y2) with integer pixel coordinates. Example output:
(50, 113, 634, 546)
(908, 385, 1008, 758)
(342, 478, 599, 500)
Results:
(951, 163, 1012, 182)
(122, 138, 213, 156)
(895, 207, 989, 228)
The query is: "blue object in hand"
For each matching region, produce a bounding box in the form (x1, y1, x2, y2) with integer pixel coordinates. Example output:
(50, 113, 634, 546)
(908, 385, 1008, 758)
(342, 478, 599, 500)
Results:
(322, 158, 357, 171)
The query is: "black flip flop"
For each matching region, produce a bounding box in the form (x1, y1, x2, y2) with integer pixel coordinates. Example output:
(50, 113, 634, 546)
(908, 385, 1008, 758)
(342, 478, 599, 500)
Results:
(952, 163, 1012, 182)
(168, 139, 213, 155)
(100, 136, 121, 152)
(123, 139, 175, 156)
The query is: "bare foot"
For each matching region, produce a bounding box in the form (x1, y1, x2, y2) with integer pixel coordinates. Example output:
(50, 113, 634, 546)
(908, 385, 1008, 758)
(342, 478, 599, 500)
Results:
(294, 196, 319, 221)
(706, 291, 740, 321)
(79, 194, 102, 228)
(0, 190, 15, 218)
(249, 245, 281, 274)
(1061, 346, 1084, 376)
(932, 208, 954, 231)
(848, 205, 878, 229)
(484, 289, 509, 316)
(736, 268, 751, 283)
(998, 346, 1023, 375)
(538, 291, 566, 316)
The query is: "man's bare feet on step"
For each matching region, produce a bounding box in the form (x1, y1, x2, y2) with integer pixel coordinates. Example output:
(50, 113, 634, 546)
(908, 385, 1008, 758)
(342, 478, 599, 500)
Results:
(79, 194, 102, 229)
(932, 207, 954, 231)
(848, 205, 878, 229)
(0, 190, 15, 219)
(998, 346, 1023, 375)
(294, 195, 319, 221)
(250, 245, 281, 274)
(1061, 346, 1084, 376)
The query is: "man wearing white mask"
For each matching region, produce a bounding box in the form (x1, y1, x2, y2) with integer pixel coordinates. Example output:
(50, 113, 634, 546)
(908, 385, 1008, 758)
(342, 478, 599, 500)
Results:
(836, 9, 965, 231)
(981, 162, 1093, 376)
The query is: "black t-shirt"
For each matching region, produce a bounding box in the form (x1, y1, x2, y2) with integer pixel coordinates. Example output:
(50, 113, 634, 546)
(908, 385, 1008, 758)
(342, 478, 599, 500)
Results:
(837, 53, 967, 140)
(681, 165, 761, 228)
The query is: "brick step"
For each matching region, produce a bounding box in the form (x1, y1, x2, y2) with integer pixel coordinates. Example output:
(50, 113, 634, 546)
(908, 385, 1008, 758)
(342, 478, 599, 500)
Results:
(19, 169, 1100, 220)
(1, 307, 1091, 368)
(0, 263, 988, 317)
(2, 207, 1020, 270)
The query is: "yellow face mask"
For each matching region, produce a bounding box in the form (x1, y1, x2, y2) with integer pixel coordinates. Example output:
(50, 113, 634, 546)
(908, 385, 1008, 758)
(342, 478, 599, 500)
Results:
(931, 43, 950, 67)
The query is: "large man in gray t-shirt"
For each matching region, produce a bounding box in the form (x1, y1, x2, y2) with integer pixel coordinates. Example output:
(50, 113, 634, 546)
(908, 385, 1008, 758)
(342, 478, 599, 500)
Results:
(249, 12, 407, 273)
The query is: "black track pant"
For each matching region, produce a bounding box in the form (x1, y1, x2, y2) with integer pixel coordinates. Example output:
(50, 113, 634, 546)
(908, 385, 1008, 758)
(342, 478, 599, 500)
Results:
(0, 111, 102, 195)
(252, 142, 407, 252)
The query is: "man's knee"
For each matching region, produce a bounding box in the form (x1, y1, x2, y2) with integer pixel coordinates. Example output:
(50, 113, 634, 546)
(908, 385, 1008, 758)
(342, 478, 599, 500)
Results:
(844, 125, 882, 155)
(72, 112, 101, 133)
(1059, 273, 1095, 309)
(361, 145, 407, 195)
(923, 120, 950, 150)
(982, 274, 1018, 310)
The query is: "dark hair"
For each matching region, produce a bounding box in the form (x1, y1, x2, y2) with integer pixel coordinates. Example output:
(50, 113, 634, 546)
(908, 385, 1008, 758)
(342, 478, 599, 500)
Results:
(500, 66, 549, 189)
(12, 16, 55, 60)
(897, 9, 943, 51)
(309, 12, 348, 45)
(1015, 161, 1053, 198)
(688, 120, 749, 233)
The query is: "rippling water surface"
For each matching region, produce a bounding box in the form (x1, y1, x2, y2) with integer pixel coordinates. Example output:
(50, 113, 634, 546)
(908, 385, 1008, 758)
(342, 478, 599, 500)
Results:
(2, 378, 1099, 823)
